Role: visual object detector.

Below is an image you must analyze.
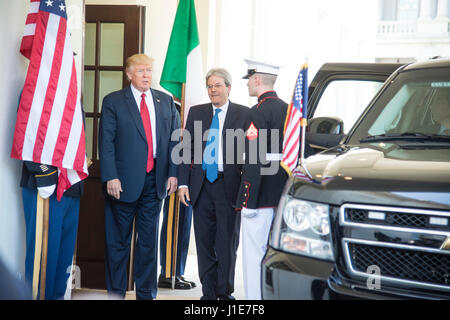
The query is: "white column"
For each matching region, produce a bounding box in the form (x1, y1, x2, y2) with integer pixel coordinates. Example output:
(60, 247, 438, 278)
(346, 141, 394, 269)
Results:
(437, 0, 449, 18)
(418, 0, 436, 35)
(419, 0, 432, 19)
(433, 0, 450, 36)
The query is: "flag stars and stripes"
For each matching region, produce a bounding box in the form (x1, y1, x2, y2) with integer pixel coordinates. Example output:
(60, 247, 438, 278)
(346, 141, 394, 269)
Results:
(12, 0, 88, 200)
(281, 65, 308, 175)
(294, 74, 303, 105)
(40, 0, 67, 18)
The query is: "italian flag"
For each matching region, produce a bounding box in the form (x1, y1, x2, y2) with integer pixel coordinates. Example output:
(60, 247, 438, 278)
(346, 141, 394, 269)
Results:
(160, 0, 207, 127)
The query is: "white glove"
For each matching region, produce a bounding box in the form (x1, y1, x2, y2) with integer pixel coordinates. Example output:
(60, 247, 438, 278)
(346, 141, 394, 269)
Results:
(37, 185, 56, 199)
(241, 207, 258, 218)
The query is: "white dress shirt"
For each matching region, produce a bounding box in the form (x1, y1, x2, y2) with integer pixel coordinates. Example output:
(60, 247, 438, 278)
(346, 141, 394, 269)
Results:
(130, 84, 157, 158)
(179, 100, 229, 190)
(212, 100, 229, 172)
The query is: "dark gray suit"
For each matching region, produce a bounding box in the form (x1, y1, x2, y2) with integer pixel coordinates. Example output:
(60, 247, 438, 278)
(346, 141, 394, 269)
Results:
(178, 101, 250, 299)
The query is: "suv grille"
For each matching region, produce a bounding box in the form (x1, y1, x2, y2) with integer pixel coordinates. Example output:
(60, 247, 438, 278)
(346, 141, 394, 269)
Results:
(346, 207, 450, 232)
(341, 204, 450, 291)
(349, 242, 450, 286)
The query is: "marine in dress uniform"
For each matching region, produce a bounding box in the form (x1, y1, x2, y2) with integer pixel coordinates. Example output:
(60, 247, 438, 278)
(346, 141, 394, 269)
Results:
(21, 161, 83, 300)
(236, 59, 288, 300)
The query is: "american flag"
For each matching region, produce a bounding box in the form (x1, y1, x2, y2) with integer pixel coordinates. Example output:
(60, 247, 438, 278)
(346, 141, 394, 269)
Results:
(281, 64, 308, 175)
(11, 0, 88, 200)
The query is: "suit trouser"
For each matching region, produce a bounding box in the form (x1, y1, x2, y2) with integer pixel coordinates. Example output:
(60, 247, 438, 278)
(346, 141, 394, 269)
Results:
(241, 208, 274, 300)
(22, 187, 80, 300)
(193, 177, 240, 299)
(104, 170, 162, 300)
(159, 198, 193, 277)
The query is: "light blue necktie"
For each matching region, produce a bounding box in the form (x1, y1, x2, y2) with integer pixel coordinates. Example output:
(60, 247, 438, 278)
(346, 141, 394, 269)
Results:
(203, 108, 222, 183)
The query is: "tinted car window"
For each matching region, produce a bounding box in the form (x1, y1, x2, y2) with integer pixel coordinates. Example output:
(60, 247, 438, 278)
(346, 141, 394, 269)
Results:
(348, 67, 450, 144)
(313, 80, 384, 133)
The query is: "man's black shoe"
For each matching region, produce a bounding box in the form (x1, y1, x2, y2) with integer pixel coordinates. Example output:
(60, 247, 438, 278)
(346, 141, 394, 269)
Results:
(179, 276, 197, 288)
(157, 275, 192, 290)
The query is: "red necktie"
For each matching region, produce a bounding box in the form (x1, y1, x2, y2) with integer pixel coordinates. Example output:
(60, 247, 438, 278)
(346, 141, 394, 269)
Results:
(140, 93, 154, 172)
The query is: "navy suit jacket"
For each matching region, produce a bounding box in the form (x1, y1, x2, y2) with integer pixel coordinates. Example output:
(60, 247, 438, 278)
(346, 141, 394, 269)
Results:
(99, 86, 181, 203)
(178, 101, 250, 208)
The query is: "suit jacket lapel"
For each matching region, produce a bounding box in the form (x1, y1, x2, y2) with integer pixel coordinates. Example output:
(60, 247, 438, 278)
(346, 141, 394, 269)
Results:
(201, 104, 214, 152)
(204, 103, 214, 129)
(222, 101, 237, 135)
(151, 89, 163, 147)
(222, 101, 238, 166)
(125, 86, 147, 142)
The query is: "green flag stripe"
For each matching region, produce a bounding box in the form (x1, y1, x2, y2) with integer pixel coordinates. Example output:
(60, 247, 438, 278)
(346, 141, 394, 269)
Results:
(160, 0, 200, 99)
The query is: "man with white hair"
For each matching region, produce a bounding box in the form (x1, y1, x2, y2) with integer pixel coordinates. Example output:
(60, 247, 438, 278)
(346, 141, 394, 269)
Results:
(178, 68, 250, 300)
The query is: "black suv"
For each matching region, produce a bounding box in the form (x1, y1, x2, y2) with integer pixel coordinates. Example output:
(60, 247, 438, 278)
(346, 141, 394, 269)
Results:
(262, 59, 450, 300)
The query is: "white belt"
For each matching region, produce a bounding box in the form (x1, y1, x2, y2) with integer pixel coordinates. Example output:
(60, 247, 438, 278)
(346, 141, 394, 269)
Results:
(242, 153, 282, 161)
(266, 153, 283, 161)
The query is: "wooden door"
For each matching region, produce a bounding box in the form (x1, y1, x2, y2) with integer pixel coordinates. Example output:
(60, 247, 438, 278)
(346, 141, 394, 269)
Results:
(77, 5, 145, 290)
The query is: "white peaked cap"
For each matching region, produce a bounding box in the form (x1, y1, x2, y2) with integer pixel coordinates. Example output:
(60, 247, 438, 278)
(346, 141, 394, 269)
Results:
(242, 59, 280, 79)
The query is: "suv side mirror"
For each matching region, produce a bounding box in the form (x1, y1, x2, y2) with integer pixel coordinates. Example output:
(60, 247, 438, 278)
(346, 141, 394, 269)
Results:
(308, 117, 344, 134)
(305, 117, 346, 154)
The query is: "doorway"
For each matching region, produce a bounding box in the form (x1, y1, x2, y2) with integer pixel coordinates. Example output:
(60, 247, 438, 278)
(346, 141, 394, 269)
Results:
(77, 4, 145, 290)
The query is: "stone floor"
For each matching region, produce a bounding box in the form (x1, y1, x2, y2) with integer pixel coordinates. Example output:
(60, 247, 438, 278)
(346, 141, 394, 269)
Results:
(71, 204, 247, 300)
(71, 243, 246, 300)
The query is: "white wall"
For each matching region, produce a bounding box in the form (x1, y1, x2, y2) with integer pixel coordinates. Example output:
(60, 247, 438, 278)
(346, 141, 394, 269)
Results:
(0, 1, 29, 277)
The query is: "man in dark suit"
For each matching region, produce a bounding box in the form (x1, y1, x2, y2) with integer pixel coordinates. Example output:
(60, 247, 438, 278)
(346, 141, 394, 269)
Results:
(99, 54, 180, 300)
(178, 68, 249, 300)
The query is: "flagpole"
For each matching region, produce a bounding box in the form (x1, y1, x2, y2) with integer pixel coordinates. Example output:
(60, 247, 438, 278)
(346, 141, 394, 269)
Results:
(32, 194, 44, 300)
(299, 119, 307, 166)
(170, 83, 186, 289)
(300, 56, 308, 166)
(165, 193, 176, 289)
(160, 0, 204, 289)
(299, 61, 308, 168)
(171, 195, 180, 289)
(39, 197, 50, 300)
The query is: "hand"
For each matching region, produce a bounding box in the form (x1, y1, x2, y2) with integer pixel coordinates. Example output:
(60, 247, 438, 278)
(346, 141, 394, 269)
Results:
(178, 187, 190, 206)
(241, 207, 258, 218)
(167, 177, 178, 196)
(107, 179, 123, 200)
(37, 185, 56, 199)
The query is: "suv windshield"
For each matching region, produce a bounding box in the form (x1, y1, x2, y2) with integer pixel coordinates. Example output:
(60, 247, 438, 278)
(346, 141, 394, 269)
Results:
(348, 67, 450, 145)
